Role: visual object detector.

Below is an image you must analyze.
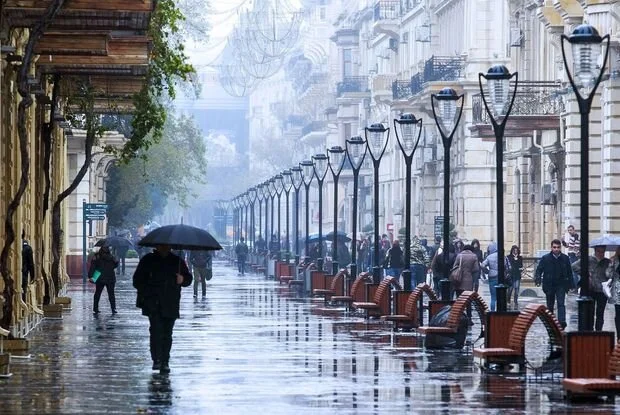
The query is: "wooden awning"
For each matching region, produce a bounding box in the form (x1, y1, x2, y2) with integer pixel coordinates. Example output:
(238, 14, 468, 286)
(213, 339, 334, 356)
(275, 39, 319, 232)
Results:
(60, 75, 144, 98)
(4, 0, 154, 30)
(35, 32, 150, 56)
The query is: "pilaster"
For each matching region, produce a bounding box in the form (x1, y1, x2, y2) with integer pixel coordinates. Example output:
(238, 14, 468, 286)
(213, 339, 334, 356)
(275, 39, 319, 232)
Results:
(601, 77, 620, 233)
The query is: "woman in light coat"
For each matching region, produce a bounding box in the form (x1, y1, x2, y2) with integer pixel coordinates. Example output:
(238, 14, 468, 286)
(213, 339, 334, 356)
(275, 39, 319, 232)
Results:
(606, 246, 620, 339)
(452, 245, 480, 296)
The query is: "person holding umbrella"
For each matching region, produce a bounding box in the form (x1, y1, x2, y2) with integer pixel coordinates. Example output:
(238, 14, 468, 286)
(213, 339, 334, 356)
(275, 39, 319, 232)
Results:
(133, 244, 192, 373)
(88, 245, 119, 315)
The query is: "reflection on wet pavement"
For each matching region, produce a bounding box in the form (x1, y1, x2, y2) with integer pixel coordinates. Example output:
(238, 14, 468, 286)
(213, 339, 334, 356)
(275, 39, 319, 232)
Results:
(0, 260, 618, 414)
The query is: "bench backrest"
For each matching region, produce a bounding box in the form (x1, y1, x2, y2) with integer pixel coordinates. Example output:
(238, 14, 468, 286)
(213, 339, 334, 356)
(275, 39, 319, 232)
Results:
(446, 291, 489, 329)
(609, 343, 620, 377)
(350, 272, 372, 301)
(507, 303, 564, 354)
(403, 283, 438, 317)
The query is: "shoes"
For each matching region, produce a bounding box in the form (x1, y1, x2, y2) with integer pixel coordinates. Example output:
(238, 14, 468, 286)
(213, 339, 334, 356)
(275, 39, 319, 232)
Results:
(152, 360, 160, 371)
(202, 294, 206, 299)
(193, 294, 197, 298)
(93, 310, 99, 315)
(159, 361, 170, 373)
(112, 310, 118, 315)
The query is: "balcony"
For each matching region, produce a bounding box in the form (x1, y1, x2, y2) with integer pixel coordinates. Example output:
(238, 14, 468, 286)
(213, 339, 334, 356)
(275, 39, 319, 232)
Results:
(373, 1, 400, 38)
(371, 74, 396, 100)
(423, 55, 465, 83)
(301, 121, 328, 137)
(392, 78, 411, 100)
(471, 81, 564, 139)
(337, 76, 369, 97)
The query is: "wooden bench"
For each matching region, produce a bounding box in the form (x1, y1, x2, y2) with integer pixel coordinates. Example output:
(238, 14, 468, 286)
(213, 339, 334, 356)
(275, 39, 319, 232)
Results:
(313, 270, 347, 299)
(277, 263, 295, 284)
(352, 277, 402, 317)
(562, 331, 619, 400)
(473, 303, 563, 369)
(417, 291, 488, 336)
(381, 283, 438, 328)
(331, 272, 372, 305)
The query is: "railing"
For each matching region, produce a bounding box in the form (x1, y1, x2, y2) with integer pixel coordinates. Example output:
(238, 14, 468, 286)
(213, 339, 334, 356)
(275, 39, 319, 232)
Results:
(374, 0, 401, 21)
(296, 72, 328, 96)
(471, 81, 564, 124)
(301, 121, 328, 137)
(410, 72, 424, 96)
(371, 74, 396, 92)
(337, 76, 369, 97)
(400, 0, 422, 14)
(423, 55, 465, 83)
(392, 79, 411, 100)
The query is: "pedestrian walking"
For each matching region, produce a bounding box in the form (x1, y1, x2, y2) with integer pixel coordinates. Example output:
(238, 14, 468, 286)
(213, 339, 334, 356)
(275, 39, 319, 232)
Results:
(481, 242, 500, 311)
(562, 225, 580, 288)
(133, 244, 192, 373)
(21, 233, 35, 302)
(431, 242, 456, 293)
(383, 240, 404, 278)
(410, 237, 430, 286)
(535, 239, 573, 329)
(506, 245, 523, 308)
(190, 250, 212, 299)
(606, 247, 620, 339)
(235, 237, 249, 275)
(452, 245, 479, 297)
(88, 245, 119, 315)
(572, 245, 610, 331)
(470, 239, 483, 293)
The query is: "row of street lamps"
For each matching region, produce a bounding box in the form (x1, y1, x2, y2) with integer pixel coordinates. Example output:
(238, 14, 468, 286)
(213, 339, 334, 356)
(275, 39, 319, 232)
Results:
(223, 24, 605, 330)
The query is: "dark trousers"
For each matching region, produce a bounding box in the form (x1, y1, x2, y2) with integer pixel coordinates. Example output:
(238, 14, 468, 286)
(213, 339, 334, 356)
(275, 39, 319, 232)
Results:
(148, 313, 176, 363)
(545, 285, 566, 325)
(238, 258, 246, 275)
(93, 281, 116, 312)
(593, 291, 608, 331)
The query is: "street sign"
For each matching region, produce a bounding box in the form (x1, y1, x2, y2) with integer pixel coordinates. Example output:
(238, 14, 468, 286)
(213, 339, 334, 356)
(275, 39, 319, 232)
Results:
(82, 202, 109, 282)
(434, 216, 444, 241)
(85, 203, 108, 210)
(84, 214, 106, 220)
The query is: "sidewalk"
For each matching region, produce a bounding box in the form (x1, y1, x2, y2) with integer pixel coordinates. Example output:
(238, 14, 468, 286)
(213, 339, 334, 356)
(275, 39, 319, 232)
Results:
(0, 261, 617, 414)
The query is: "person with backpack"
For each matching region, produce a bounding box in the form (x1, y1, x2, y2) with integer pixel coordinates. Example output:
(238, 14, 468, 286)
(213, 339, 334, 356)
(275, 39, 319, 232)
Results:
(190, 250, 212, 299)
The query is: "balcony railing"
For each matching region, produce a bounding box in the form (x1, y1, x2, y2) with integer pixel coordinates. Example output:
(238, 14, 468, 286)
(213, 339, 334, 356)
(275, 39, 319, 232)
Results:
(423, 55, 465, 83)
(301, 120, 328, 137)
(472, 81, 565, 124)
(374, 1, 400, 21)
(392, 79, 411, 100)
(410, 72, 424, 96)
(337, 76, 369, 97)
(400, 0, 422, 14)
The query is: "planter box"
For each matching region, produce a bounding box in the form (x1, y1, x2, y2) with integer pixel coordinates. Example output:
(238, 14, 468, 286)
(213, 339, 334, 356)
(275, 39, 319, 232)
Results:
(43, 304, 63, 319)
(0, 353, 10, 377)
(55, 296, 72, 310)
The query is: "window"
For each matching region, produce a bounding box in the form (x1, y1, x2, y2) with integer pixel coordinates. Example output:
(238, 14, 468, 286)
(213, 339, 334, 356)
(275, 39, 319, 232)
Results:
(320, 7, 326, 20)
(343, 48, 352, 77)
(344, 123, 352, 141)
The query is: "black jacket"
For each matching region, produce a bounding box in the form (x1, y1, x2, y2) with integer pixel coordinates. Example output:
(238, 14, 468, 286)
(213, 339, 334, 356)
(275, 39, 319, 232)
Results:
(88, 251, 118, 284)
(535, 252, 573, 293)
(133, 251, 192, 319)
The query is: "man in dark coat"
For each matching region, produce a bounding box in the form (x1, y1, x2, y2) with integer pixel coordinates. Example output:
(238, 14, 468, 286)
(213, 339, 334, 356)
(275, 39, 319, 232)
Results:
(22, 237, 35, 301)
(235, 237, 249, 275)
(535, 239, 573, 329)
(133, 244, 192, 373)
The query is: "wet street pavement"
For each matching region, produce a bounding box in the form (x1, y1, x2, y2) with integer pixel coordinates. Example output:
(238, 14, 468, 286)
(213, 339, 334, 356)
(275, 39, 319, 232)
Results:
(1, 260, 619, 414)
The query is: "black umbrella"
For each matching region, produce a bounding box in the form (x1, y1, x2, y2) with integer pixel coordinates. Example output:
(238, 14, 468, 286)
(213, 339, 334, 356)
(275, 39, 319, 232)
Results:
(95, 236, 134, 248)
(138, 224, 222, 251)
(325, 230, 351, 242)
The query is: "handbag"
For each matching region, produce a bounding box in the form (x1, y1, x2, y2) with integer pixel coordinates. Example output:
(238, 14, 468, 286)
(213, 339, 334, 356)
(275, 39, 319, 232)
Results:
(602, 278, 613, 299)
(449, 256, 463, 283)
(91, 269, 102, 283)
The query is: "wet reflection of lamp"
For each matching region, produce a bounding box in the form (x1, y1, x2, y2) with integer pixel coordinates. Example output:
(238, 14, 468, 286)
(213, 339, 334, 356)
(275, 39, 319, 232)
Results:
(365, 123, 390, 284)
(561, 24, 610, 331)
(312, 153, 329, 271)
(327, 146, 346, 275)
(431, 87, 464, 301)
(394, 113, 423, 291)
(346, 136, 367, 280)
(300, 160, 315, 260)
(291, 166, 303, 264)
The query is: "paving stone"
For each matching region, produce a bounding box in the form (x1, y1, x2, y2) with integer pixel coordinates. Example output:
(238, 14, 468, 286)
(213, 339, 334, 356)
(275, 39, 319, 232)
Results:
(0, 260, 618, 414)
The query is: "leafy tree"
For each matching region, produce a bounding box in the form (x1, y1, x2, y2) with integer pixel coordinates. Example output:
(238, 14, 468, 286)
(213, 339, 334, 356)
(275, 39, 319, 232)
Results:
(106, 113, 207, 229)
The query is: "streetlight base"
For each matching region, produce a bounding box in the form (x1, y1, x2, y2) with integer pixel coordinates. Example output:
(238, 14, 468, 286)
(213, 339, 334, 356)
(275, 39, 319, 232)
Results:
(295, 255, 300, 266)
(332, 261, 339, 276)
(317, 258, 324, 272)
(577, 296, 595, 331)
(495, 284, 508, 312)
(372, 266, 382, 284)
(349, 263, 357, 279)
(439, 279, 451, 301)
(401, 269, 412, 291)
(285, 252, 290, 263)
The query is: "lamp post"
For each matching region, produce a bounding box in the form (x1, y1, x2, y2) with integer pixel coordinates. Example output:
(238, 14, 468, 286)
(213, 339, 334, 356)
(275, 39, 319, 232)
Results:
(223, 199, 231, 242)
(365, 123, 390, 284)
(561, 24, 610, 331)
(431, 87, 465, 301)
(248, 187, 257, 251)
(232, 198, 238, 247)
(328, 146, 346, 275)
(346, 136, 368, 280)
(262, 181, 270, 250)
(281, 170, 293, 262)
(256, 184, 264, 252)
(274, 174, 284, 260)
(268, 178, 276, 256)
(301, 160, 315, 261)
(312, 153, 329, 271)
(394, 113, 423, 291)
(291, 166, 303, 265)
(479, 65, 519, 312)
(242, 192, 249, 247)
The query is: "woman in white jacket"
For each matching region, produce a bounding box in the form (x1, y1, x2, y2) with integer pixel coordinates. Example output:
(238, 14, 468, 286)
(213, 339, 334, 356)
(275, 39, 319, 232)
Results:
(606, 247, 620, 340)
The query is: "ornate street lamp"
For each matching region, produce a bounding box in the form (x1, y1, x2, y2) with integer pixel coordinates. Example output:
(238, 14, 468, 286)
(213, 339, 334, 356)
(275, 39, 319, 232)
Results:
(231, 197, 238, 246)
(248, 187, 257, 251)
(394, 113, 423, 291)
(312, 153, 329, 271)
(242, 192, 249, 245)
(274, 173, 284, 260)
(261, 181, 270, 249)
(268, 177, 278, 257)
(561, 24, 610, 331)
(256, 184, 264, 252)
(346, 136, 368, 280)
(365, 123, 390, 284)
(291, 166, 303, 264)
(479, 65, 519, 312)
(281, 170, 293, 262)
(223, 199, 231, 241)
(300, 160, 315, 260)
(431, 87, 464, 301)
(328, 146, 346, 275)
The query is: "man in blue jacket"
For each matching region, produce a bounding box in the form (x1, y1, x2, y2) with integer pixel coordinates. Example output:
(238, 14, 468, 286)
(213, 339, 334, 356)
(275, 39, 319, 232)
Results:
(535, 239, 573, 329)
